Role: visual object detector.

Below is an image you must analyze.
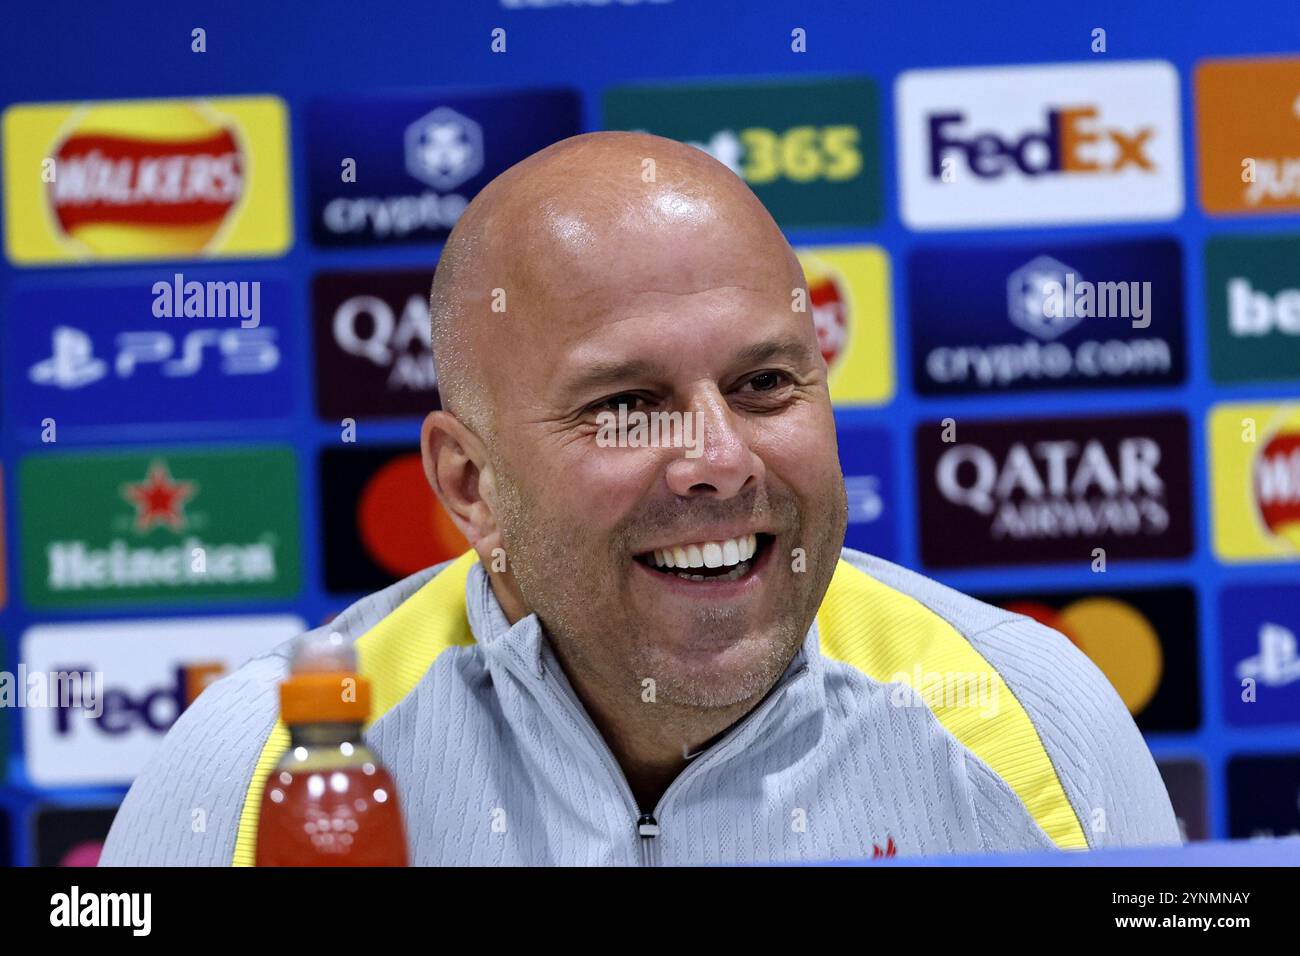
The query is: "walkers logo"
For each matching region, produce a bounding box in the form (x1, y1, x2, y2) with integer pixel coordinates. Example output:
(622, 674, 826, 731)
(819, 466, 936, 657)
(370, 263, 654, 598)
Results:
(836, 424, 898, 559)
(1221, 583, 1300, 727)
(19, 447, 301, 608)
(980, 586, 1199, 731)
(910, 239, 1185, 394)
(1228, 754, 1300, 839)
(307, 90, 580, 247)
(33, 806, 120, 867)
(605, 77, 882, 228)
(3, 96, 291, 264)
(896, 61, 1182, 229)
(320, 447, 468, 594)
(313, 269, 439, 419)
(21, 615, 303, 786)
(1205, 235, 1300, 383)
(1209, 403, 1300, 561)
(6, 278, 293, 434)
(915, 412, 1192, 568)
(796, 245, 894, 406)
(1197, 57, 1300, 215)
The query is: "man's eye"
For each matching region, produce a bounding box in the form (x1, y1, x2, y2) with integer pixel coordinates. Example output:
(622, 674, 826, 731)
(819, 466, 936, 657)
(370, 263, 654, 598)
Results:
(745, 371, 789, 392)
(591, 393, 645, 415)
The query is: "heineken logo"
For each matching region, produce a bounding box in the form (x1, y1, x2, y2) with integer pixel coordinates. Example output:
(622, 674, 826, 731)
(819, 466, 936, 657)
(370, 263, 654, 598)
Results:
(21, 447, 300, 609)
(121, 461, 196, 532)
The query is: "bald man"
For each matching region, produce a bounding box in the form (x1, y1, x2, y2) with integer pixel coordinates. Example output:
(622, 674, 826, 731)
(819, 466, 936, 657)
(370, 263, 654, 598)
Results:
(102, 132, 1180, 866)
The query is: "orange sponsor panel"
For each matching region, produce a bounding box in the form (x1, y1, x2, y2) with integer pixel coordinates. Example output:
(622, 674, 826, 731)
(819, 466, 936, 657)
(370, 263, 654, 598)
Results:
(1197, 56, 1300, 214)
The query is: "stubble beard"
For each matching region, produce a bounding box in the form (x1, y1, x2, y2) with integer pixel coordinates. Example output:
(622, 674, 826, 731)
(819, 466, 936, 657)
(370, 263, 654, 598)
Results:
(491, 464, 847, 712)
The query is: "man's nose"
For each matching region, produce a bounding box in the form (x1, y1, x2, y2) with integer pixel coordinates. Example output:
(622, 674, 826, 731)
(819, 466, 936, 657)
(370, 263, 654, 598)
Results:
(664, 388, 763, 498)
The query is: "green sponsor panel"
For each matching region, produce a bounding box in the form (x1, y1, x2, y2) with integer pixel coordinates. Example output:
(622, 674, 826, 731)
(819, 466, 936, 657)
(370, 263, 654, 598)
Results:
(604, 77, 881, 228)
(1205, 234, 1300, 383)
(20, 446, 301, 609)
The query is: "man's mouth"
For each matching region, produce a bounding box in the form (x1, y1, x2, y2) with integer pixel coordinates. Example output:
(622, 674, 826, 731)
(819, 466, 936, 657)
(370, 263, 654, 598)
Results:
(633, 533, 773, 582)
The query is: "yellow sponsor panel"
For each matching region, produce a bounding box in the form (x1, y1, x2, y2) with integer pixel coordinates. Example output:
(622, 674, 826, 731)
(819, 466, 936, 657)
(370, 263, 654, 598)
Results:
(3, 95, 291, 264)
(796, 245, 895, 406)
(1209, 402, 1300, 561)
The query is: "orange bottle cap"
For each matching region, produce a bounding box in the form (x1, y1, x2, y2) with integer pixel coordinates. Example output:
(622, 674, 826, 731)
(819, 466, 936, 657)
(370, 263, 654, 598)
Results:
(279, 670, 371, 725)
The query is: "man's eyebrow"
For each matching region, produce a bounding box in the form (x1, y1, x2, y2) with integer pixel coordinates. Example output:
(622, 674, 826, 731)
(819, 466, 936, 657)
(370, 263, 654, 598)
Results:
(558, 359, 662, 400)
(731, 336, 818, 369)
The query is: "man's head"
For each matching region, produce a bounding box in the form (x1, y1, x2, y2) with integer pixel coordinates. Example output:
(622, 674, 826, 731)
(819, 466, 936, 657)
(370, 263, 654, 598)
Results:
(423, 131, 848, 712)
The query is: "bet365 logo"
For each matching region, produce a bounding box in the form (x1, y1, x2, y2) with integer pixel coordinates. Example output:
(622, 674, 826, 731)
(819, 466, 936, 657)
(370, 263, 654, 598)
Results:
(604, 77, 882, 228)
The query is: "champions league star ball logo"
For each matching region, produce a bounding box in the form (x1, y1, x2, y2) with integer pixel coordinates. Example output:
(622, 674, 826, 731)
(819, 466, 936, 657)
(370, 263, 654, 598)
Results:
(404, 107, 484, 191)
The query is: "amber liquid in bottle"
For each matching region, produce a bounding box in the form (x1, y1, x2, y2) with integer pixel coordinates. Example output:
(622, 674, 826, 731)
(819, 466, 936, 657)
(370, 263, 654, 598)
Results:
(256, 722, 408, 867)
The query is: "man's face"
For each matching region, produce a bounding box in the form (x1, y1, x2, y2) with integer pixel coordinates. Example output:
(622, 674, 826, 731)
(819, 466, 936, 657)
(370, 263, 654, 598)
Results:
(483, 193, 848, 710)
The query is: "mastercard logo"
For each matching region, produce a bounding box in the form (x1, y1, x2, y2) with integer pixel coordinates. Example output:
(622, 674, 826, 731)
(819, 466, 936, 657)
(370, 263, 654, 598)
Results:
(1004, 597, 1163, 716)
(4, 96, 290, 264)
(358, 453, 468, 577)
(47, 102, 243, 255)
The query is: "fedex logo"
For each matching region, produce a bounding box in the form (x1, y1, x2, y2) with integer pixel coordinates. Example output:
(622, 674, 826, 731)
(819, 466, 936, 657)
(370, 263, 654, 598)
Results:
(21, 616, 302, 787)
(898, 61, 1183, 229)
(927, 107, 1154, 180)
(50, 662, 224, 737)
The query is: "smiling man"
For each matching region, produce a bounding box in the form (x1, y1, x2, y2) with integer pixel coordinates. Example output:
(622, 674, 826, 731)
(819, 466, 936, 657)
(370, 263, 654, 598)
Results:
(102, 131, 1180, 866)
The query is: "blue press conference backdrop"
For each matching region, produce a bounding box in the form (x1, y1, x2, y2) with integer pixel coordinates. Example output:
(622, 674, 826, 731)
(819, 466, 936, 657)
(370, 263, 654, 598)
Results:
(1, 0, 1299, 865)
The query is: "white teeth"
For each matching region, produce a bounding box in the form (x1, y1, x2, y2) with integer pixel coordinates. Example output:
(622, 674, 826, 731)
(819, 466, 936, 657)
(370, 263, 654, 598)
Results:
(646, 534, 763, 571)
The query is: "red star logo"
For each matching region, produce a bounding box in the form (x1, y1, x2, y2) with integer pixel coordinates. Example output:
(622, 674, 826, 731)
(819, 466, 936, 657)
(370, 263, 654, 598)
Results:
(121, 460, 196, 532)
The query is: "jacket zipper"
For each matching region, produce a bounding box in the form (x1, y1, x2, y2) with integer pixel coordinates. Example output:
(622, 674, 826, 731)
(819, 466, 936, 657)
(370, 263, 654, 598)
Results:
(540, 652, 810, 867)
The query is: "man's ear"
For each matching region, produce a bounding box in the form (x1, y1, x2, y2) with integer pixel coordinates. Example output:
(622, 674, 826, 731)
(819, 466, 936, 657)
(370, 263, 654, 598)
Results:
(421, 410, 502, 564)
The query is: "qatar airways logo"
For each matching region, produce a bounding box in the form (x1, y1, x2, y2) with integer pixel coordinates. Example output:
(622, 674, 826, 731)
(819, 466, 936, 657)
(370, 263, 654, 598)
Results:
(915, 414, 1193, 568)
(935, 436, 1170, 537)
(897, 61, 1183, 228)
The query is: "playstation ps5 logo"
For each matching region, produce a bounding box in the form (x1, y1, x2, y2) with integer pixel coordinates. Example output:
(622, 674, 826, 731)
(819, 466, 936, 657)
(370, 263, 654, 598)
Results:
(1237, 622, 1300, 688)
(29, 325, 279, 389)
(1007, 256, 1085, 340)
(28, 327, 108, 388)
(405, 107, 484, 190)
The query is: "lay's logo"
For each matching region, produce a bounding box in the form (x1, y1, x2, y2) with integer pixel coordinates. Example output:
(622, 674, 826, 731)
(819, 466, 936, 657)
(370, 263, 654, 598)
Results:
(897, 61, 1183, 229)
(795, 246, 895, 407)
(4, 97, 291, 264)
(1257, 430, 1300, 539)
(1210, 402, 1300, 561)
